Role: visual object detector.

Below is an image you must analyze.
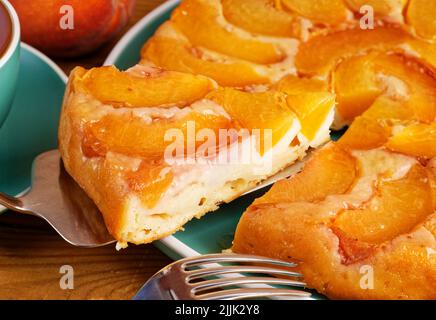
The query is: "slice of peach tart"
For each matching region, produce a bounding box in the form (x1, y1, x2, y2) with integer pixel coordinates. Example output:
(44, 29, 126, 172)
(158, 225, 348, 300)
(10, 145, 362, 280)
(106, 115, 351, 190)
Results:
(58, 64, 334, 248)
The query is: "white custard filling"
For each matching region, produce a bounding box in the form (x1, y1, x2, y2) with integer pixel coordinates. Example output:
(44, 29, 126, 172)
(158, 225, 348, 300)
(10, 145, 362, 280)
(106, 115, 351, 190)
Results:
(128, 118, 306, 218)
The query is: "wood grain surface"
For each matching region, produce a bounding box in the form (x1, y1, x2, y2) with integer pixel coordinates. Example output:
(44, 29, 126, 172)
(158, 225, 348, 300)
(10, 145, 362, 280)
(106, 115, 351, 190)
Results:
(0, 0, 173, 300)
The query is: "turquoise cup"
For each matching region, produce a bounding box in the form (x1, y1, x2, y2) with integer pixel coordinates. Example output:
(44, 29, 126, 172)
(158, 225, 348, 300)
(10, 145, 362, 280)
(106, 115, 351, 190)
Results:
(0, 0, 20, 127)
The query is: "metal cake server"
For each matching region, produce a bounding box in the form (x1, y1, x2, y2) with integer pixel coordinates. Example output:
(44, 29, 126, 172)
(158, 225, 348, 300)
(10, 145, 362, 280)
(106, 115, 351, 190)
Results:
(0, 150, 115, 247)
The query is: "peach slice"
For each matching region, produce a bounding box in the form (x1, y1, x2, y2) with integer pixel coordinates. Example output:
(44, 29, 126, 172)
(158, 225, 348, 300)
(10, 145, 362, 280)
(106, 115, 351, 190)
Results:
(333, 52, 436, 123)
(333, 54, 383, 121)
(334, 164, 433, 244)
(295, 27, 409, 76)
(407, 0, 436, 41)
(222, 0, 302, 38)
(362, 96, 414, 121)
(337, 116, 391, 150)
(371, 54, 436, 123)
(386, 123, 436, 159)
(286, 92, 335, 141)
(73, 66, 215, 108)
(408, 39, 436, 71)
(253, 143, 357, 205)
(206, 88, 298, 150)
(82, 112, 234, 159)
(272, 76, 333, 141)
(281, 0, 349, 24)
(141, 22, 269, 87)
(273, 75, 328, 93)
(171, 0, 285, 65)
(125, 161, 174, 209)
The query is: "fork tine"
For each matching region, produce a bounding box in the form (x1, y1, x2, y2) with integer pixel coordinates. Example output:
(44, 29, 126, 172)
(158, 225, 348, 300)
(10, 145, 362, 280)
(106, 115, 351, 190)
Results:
(187, 265, 302, 280)
(198, 288, 311, 300)
(191, 276, 306, 293)
(181, 253, 297, 268)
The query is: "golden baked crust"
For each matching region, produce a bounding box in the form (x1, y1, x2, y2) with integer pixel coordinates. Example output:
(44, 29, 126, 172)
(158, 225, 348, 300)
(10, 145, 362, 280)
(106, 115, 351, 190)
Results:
(59, 67, 130, 241)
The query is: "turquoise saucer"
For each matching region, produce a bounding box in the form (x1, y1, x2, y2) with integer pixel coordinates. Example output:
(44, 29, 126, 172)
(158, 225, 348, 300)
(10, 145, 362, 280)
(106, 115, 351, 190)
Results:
(0, 43, 67, 198)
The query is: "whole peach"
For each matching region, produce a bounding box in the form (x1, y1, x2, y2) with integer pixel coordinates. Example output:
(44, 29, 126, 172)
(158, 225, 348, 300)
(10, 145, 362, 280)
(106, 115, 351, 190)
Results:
(10, 0, 136, 57)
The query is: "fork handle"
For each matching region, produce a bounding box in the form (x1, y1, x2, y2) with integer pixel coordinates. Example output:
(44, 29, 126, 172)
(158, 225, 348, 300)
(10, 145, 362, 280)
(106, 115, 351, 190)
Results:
(0, 192, 29, 214)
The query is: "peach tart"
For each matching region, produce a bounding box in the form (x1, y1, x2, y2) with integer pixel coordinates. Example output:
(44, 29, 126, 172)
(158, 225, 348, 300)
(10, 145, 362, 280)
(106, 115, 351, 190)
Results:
(58, 0, 436, 299)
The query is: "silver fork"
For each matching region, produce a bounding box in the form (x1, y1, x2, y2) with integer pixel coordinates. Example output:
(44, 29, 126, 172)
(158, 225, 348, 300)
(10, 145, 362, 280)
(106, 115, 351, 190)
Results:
(133, 253, 310, 300)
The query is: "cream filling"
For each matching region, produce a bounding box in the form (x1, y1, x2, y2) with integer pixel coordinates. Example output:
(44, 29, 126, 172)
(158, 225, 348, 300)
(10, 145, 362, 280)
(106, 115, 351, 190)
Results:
(332, 108, 349, 130)
(377, 74, 409, 101)
(127, 118, 306, 218)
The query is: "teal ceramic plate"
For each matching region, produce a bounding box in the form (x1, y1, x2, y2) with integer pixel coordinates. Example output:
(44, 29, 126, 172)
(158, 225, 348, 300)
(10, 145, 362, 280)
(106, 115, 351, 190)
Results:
(105, 0, 337, 287)
(0, 43, 67, 202)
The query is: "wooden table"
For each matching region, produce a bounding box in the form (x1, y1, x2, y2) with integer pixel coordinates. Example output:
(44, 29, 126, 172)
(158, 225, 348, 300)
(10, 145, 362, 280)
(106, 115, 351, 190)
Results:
(0, 0, 173, 300)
